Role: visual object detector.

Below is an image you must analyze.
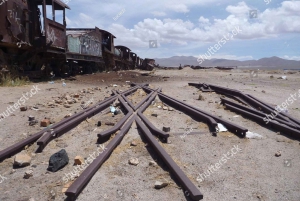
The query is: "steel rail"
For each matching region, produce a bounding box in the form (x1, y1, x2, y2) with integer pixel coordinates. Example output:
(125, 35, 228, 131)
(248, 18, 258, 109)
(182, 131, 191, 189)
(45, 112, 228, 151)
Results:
(192, 85, 291, 122)
(97, 95, 133, 140)
(65, 116, 136, 200)
(0, 86, 139, 160)
(221, 98, 299, 130)
(135, 117, 203, 200)
(0, 90, 129, 161)
(189, 83, 297, 126)
(36, 87, 140, 152)
(137, 91, 170, 141)
(143, 86, 248, 136)
(224, 103, 300, 139)
(246, 94, 300, 127)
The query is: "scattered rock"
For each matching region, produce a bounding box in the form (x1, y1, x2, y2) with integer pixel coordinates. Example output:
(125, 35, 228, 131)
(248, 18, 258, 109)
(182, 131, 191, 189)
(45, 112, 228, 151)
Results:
(208, 100, 213, 103)
(151, 114, 158, 117)
(65, 113, 72, 118)
(163, 106, 168, 110)
(168, 108, 174, 111)
(14, 152, 32, 167)
(198, 94, 205, 101)
(97, 121, 102, 127)
(64, 104, 71, 108)
(55, 99, 63, 104)
(24, 169, 33, 179)
(262, 90, 266, 93)
(40, 119, 50, 127)
(67, 100, 74, 104)
(28, 116, 35, 121)
(74, 156, 85, 165)
(154, 181, 168, 189)
(47, 149, 69, 172)
(157, 106, 162, 109)
(270, 75, 274, 79)
(149, 161, 157, 166)
(105, 122, 115, 126)
(275, 151, 281, 157)
(20, 106, 27, 111)
(162, 127, 170, 132)
(128, 158, 139, 166)
(130, 141, 137, 146)
(29, 120, 38, 126)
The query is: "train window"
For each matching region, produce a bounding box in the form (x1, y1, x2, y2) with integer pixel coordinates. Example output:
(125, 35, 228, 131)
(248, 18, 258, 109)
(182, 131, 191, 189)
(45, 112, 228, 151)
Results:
(38, 5, 44, 34)
(46, 5, 53, 19)
(55, 10, 64, 24)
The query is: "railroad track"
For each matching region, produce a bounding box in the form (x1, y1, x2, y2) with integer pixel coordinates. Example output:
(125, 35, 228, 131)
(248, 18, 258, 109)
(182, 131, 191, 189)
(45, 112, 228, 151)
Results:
(189, 82, 300, 139)
(1, 83, 261, 200)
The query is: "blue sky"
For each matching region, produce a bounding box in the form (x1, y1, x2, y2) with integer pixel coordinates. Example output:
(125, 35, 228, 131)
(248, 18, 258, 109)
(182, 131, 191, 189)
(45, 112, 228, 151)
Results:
(62, 0, 300, 61)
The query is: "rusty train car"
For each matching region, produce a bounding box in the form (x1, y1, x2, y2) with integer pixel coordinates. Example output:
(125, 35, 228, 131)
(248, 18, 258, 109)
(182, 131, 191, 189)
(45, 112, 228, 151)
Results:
(0, 0, 150, 78)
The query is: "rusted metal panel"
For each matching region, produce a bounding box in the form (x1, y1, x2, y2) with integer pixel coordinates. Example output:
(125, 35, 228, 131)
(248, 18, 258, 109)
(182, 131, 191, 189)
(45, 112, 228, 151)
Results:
(45, 18, 65, 48)
(0, 0, 29, 43)
(79, 34, 101, 56)
(66, 28, 102, 57)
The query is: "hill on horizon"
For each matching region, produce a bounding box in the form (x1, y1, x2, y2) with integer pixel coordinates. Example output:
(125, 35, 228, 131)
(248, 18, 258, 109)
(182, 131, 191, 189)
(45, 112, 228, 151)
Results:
(154, 56, 300, 70)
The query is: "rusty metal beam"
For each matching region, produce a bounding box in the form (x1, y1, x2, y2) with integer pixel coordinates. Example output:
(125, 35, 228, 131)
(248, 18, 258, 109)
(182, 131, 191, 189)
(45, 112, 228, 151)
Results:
(221, 98, 299, 130)
(135, 117, 203, 200)
(97, 95, 133, 140)
(137, 91, 170, 141)
(189, 83, 298, 126)
(246, 94, 300, 127)
(224, 103, 300, 139)
(65, 116, 136, 199)
(142, 86, 247, 137)
(0, 94, 118, 161)
(36, 97, 116, 152)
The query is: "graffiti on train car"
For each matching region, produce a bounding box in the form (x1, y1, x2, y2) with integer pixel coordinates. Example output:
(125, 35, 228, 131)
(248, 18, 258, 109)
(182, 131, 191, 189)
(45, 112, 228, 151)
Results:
(0, 0, 8, 6)
(46, 27, 58, 44)
(80, 35, 101, 56)
(8, 5, 25, 34)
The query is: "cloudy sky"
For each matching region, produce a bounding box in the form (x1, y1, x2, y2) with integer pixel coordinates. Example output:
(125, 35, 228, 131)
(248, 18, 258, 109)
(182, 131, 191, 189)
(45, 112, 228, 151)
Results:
(63, 0, 300, 61)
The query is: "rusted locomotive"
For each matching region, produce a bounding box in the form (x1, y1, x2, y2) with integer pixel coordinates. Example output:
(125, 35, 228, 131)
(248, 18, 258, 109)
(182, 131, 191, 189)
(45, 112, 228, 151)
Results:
(0, 0, 152, 79)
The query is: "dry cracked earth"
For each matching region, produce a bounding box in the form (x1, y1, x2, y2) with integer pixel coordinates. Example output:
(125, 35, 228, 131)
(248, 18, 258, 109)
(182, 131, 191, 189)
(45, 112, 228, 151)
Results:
(0, 68, 299, 201)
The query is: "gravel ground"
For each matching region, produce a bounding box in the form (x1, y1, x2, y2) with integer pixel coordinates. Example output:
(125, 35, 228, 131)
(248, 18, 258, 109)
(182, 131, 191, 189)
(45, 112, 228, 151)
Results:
(0, 68, 299, 201)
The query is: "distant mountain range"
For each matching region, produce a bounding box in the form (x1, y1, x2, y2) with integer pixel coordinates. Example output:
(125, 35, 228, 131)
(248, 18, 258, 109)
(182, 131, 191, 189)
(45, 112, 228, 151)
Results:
(154, 56, 300, 70)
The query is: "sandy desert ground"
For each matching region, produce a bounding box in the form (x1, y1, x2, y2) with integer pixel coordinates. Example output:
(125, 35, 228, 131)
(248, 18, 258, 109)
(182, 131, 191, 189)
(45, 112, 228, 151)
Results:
(0, 68, 299, 201)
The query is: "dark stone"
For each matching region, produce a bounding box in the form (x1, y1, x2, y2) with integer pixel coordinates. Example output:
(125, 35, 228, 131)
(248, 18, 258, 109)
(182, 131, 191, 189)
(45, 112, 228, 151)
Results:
(28, 116, 35, 121)
(97, 121, 102, 127)
(29, 120, 38, 126)
(162, 127, 170, 132)
(47, 149, 69, 172)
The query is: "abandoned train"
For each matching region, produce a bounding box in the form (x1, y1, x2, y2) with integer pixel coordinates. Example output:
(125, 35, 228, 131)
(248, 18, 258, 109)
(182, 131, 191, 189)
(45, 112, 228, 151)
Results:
(0, 0, 152, 78)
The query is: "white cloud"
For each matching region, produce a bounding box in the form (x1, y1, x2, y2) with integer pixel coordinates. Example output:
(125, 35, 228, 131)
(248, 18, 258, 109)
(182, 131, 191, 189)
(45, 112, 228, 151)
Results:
(64, 0, 300, 59)
(281, 55, 300, 61)
(152, 11, 167, 17)
(167, 4, 189, 13)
